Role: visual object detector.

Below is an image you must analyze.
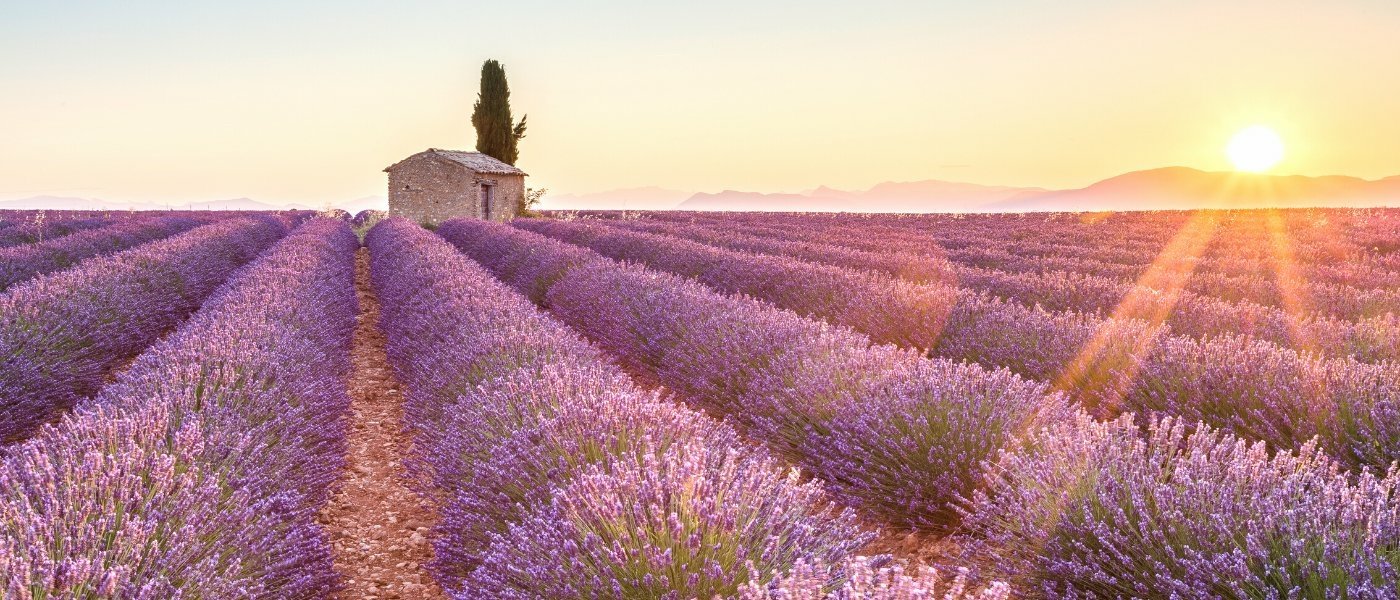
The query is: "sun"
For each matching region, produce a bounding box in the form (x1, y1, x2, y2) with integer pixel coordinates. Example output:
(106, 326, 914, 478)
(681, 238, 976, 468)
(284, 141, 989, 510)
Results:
(1226, 126, 1285, 173)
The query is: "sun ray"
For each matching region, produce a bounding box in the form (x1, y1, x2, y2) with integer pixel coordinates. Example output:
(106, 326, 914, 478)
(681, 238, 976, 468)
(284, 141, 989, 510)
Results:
(1260, 206, 1322, 356)
(1054, 210, 1221, 413)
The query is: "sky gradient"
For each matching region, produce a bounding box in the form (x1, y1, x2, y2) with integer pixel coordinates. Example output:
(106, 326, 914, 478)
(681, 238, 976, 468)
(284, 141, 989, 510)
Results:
(2, 0, 1398, 206)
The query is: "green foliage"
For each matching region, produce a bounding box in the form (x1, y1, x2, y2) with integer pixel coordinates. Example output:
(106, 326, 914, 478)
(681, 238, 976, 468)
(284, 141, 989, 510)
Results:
(353, 211, 387, 243)
(471, 60, 527, 165)
(515, 187, 548, 218)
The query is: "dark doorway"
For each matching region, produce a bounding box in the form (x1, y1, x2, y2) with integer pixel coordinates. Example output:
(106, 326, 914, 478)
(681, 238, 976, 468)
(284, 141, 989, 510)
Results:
(479, 184, 494, 220)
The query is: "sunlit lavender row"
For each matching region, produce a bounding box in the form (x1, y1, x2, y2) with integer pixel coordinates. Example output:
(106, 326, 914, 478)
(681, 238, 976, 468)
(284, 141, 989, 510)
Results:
(371, 216, 1009, 598)
(517, 215, 1400, 471)
(630, 208, 1398, 277)
(959, 413, 1400, 596)
(629, 210, 1400, 319)
(0, 217, 358, 597)
(0, 215, 113, 249)
(440, 217, 1065, 532)
(595, 216, 1400, 363)
(0, 214, 210, 291)
(0, 205, 1394, 598)
(515, 218, 958, 349)
(452, 211, 1398, 597)
(0, 216, 288, 444)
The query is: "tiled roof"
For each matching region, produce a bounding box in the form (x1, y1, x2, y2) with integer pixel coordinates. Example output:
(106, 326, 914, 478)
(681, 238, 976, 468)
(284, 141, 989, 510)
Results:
(384, 149, 528, 175)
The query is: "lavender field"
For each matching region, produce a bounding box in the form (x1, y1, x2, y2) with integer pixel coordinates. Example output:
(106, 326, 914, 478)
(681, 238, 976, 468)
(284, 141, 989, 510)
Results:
(2, 207, 1398, 598)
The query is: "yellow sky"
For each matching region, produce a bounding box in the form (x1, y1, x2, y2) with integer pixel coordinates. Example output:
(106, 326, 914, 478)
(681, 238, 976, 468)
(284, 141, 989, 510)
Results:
(1, 0, 1397, 206)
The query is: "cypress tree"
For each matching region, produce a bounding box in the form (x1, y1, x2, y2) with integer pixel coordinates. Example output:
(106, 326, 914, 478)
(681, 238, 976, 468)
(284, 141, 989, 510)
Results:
(471, 59, 527, 165)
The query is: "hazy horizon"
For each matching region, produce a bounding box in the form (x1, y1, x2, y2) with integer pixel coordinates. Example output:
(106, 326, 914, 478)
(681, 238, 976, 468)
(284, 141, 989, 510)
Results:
(8, 164, 1400, 214)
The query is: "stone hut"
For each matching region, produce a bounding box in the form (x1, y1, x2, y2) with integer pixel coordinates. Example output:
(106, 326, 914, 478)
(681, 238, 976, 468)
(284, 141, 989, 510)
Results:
(384, 148, 527, 225)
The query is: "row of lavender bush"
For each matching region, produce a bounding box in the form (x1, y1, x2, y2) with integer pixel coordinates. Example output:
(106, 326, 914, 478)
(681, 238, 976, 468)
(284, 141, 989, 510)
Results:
(595, 207, 1400, 276)
(927, 229, 1400, 322)
(0, 218, 358, 597)
(529, 217, 1400, 472)
(600, 216, 1400, 364)
(599, 216, 958, 285)
(0, 216, 115, 249)
(948, 262, 1400, 362)
(0, 214, 210, 291)
(370, 218, 1009, 598)
(715, 215, 1400, 470)
(958, 412, 1400, 597)
(439, 217, 1065, 533)
(687, 208, 1393, 281)
(513, 219, 1150, 383)
(515, 218, 958, 349)
(0, 217, 286, 444)
(518, 213, 1400, 597)
(666, 211, 1400, 320)
(921, 210, 1398, 283)
(944, 239, 1400, 312)
(625, 210, 1372, 313)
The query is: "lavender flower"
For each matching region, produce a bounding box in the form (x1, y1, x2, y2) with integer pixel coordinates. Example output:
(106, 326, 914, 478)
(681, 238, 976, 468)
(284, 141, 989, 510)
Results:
(958, 412, 1400, 598)
(0, 214, 208, 291)
(438, 218, 1061, 531)
(737, 556, 1011, 600)
(0, 215, 112, 248)
(367, 217, 876, 597)
(0, 217, 357, 597)
(0, 216, 287, 444)
(534, 212, 1400, 471)
(464, 441, 868, 599)
(514, 218, 958, 350)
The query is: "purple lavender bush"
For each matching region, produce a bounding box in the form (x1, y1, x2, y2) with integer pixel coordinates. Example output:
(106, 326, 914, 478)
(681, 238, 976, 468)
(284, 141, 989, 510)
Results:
(438, 218, 1062, 532)
(465, 441, 868, 599)
(518, 215, 1400, 474)
(602, 217, 956, 285)
(515, 218, 958, 350)
(429, 365, 751, 587)
(0, 216, 286, 444)
(737, 556, 1011, 600)
(368, 218, 610, 465)
(958, 411, 1400, 598)
(615, 209, 1400, 326)
(0, 218, 356, 597)
(441, 218, 623, 304)
(367, 218, 877, 597)
(0, 214, 206, 291)
(930, 290, 1166, 397)
(515, 218, 1159, 418)
(0, 215, 112, 248)
(1120, 332, 1400, 471)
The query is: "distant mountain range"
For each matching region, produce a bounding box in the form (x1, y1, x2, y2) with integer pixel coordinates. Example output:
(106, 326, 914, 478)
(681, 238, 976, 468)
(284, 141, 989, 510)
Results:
(613, 168, 1400, 213)
(6, 168, 1398, 214)
(677, 180, 1046, 213)
(985, 167, 1400, 212)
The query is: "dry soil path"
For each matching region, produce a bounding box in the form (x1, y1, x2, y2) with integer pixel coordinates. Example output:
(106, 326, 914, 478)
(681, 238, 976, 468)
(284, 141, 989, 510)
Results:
(319, 248, 446, 600)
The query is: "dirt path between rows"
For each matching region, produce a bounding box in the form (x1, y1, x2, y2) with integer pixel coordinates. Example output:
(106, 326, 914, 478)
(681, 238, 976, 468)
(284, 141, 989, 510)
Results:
(320, 248, 446, 600)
